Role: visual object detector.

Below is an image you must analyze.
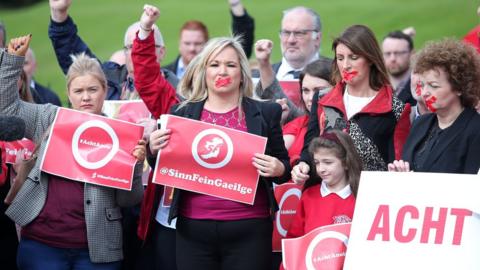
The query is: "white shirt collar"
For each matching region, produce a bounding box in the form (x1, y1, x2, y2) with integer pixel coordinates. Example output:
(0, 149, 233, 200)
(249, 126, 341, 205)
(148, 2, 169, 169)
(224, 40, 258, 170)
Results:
(320, 181, 352, 199)
(276, 53, 320, 80)
(176, 57, 187, 79)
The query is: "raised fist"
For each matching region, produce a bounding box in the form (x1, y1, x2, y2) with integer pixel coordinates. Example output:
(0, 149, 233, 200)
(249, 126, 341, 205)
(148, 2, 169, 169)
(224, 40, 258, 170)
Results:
(7, 34, 32, 57)
(254, 39, 273, 64)
(140, 4, 160, 30)
(49, 0, 72, 22)
(49, 0, 72, 12)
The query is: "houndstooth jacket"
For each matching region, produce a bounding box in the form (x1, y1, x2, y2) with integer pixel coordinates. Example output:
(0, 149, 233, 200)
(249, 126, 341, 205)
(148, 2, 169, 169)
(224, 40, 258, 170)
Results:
(0, 50, 144, 263)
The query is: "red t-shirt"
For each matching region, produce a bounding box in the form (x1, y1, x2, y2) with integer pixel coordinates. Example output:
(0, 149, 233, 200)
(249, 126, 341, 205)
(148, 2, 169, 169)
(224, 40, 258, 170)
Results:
(463, 25, 480, 53)
(283, 115, 309, 165)
(22, 174, 87, 248)
(180, 107, 269, 220)
(286, 183, 355, 238)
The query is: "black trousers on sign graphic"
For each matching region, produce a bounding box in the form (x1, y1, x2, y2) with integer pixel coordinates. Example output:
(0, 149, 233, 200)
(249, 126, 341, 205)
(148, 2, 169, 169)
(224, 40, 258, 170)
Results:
(176, 216, 272, 270)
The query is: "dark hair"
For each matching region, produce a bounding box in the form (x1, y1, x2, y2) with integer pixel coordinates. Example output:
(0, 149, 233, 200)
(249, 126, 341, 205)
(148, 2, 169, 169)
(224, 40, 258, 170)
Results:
(383, 30, 414, 51)
(299, 58, 332, 87)
(414, 39, 480, 109)
(180, 20, 209, 41)
(0, 21, 6, 48)
(304, 130, 363, 197)
(332, 25, 390, 91)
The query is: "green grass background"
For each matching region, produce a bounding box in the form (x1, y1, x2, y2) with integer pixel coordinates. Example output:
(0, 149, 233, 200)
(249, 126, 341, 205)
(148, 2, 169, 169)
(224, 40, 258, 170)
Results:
(0, 0, 478, 104)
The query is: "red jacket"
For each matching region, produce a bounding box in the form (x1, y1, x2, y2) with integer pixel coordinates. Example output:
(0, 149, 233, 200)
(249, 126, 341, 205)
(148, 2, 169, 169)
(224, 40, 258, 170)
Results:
(301, 82, 411, 171)
(131, 31, 179, 240)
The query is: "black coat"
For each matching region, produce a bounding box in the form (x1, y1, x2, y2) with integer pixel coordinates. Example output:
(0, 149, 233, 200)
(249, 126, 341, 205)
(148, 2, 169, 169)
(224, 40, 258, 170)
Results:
(402, 107, 480, 174)
(167, 97, 291, 222)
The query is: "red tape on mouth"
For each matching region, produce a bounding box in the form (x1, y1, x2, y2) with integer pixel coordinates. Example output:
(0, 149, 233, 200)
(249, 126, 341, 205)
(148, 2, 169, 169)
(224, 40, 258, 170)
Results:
(425, 96, 437, 112)
(215, 77, 232, 88)
(342, 70, 358, 82)
(415, 82, 422, 97)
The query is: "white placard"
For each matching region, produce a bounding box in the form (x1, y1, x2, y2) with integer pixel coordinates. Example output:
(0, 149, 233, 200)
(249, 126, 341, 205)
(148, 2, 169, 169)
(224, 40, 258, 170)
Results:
(344, 171, 480, 270)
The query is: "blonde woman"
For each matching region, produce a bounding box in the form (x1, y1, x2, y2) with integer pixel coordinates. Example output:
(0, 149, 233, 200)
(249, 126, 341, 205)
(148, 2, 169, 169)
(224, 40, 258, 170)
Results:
(138, 7, 290, 269)
(1, 35, 145, 270)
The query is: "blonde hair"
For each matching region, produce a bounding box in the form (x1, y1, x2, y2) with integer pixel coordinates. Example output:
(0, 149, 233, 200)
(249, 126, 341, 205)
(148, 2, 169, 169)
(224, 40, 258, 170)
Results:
(177, 36, 253, 109)
(66, 53, 107, 92)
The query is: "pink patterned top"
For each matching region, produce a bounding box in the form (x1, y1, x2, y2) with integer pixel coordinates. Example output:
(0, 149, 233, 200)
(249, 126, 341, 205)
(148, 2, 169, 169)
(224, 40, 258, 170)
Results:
(179, 107, 269, 220)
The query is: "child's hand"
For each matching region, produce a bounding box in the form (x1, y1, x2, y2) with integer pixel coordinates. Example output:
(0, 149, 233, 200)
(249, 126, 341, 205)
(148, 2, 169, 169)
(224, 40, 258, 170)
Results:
(387, 160, 411, 172)
(291, 161, 310, 185)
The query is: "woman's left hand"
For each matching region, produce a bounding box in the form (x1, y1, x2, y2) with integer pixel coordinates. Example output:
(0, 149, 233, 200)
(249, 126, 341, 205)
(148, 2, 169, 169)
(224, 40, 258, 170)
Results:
(252, 153, 285, 177)
(132, 140, 147, 163)
(387, 160, 411, 172)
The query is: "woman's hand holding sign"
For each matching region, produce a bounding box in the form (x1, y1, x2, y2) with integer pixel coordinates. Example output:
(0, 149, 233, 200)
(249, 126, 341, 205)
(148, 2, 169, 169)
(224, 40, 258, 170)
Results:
(387, 160, 411, 172)
(132, 140, 147, 163)
(252, 153, 285, 178)
(149, 129, 171, 155)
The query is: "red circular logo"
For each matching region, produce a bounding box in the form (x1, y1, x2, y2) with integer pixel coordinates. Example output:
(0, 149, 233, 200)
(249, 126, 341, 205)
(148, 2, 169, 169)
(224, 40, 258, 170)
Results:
(305, 230, 348, 270)
(196, 134, 228, 164)
(77, 126, 113, 163)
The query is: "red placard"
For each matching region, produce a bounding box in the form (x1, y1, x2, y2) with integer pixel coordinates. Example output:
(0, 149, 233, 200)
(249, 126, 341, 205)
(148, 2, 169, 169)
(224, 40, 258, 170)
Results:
(273, 183, 302, 251)
(279, 80, 301, 108)
(40, 108, 144, 190)
(102, 100, 151, 123)
(3, 138, 35, 164)
(282, 223, 351, 270)
(103, 100, 152, 185)
(152, 114, 267, 205)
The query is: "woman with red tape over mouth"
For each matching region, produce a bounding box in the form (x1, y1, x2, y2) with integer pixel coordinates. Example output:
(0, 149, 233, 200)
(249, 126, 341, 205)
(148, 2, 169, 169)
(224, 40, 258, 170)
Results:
(292, 24, 411, 184)
(388, 39, 480, 174)
(143, 21, 291, 268)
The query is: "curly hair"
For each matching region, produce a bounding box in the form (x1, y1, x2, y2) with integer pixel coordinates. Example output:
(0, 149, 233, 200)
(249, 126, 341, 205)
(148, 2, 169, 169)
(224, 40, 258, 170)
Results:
(414, 39, 480, 109)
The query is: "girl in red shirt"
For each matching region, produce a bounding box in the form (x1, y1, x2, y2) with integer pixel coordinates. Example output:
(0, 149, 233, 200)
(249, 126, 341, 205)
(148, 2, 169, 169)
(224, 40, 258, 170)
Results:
(287, 129, 362, 238)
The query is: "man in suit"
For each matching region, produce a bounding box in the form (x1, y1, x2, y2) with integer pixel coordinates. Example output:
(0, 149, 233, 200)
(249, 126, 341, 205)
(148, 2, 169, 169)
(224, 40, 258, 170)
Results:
(163, 20, 209, 79)
(273, 6, 326, 80)
(382, 30, 416, 105)
(24, 48, 63, 106)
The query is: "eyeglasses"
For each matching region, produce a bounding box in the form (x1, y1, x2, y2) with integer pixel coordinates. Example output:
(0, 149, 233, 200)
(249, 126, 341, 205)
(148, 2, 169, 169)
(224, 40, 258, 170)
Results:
(279, 29, 318, 39)
(123, 44, 163, 51)
(382, 50, 410, 58)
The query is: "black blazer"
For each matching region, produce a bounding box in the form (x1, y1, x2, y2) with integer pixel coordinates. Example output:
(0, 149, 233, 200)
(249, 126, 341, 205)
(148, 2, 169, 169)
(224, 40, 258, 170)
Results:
(167, 97, 291, 222)
(163, 56, 180, 76)
(402, 107, 480, 174)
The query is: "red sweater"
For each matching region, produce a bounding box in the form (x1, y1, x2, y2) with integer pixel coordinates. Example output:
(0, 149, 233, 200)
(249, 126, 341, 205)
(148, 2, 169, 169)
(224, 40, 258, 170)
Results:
(282, 115, 309, 165)
(132, 31, 179, 240)
(286, 184, 355, 239)
(132, 31, 179, 119)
